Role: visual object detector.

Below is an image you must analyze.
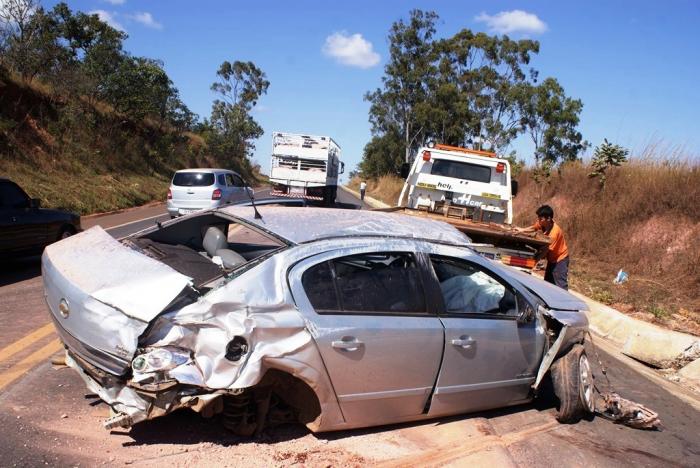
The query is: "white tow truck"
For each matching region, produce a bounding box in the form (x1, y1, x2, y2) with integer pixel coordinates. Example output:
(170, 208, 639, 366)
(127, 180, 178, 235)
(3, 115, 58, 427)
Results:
(387, 142, 549, 271)
(269, 132, 344, 206)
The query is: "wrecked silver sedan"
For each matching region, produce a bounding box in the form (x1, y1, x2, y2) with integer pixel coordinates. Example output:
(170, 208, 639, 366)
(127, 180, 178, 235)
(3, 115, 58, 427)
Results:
(42, 206, 592, 435)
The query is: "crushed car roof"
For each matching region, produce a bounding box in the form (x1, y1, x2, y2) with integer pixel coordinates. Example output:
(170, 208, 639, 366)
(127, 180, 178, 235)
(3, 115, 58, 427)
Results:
(219, 206, 471, 245)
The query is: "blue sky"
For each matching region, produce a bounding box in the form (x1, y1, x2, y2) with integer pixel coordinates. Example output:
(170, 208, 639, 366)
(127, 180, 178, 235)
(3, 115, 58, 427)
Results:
(50, 1, 700, 180)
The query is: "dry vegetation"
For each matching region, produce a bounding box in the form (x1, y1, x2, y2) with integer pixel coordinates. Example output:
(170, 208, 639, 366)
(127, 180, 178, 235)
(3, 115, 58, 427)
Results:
(349, 147, 700, 335)
(0, 71, 259, 214)
(515, 149, 700, 334)
(347, 175, 405, 205)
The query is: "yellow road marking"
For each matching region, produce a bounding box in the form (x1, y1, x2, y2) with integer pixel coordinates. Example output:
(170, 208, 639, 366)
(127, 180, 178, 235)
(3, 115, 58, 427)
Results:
(0, 323, 56, 364)
(0, 339, 63, 391)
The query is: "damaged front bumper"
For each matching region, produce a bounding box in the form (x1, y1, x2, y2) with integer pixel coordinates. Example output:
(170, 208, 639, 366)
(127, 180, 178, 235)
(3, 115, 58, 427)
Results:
(65, 350, 238, 430)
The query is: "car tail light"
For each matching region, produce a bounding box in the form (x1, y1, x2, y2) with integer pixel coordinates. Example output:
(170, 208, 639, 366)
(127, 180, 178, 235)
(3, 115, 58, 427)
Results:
(167, 188, 172, 200)
(501, 255, 536, 269)
(496, 162, 506, 173)
(212, 188, 222, 200)
(422, 151, 431, 161)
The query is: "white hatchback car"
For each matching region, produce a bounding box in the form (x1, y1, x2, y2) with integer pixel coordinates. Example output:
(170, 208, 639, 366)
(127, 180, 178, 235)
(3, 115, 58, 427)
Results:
(167, 169, 253, 218)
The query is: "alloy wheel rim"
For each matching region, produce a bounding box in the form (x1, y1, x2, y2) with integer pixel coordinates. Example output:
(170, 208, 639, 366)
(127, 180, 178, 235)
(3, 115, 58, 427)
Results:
(579, 353, 595, 412)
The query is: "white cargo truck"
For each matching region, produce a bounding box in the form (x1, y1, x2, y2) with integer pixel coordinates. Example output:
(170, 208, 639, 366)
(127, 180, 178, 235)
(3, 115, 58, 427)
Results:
(389, 142, 549, 271)
(269, 132, 344, 206)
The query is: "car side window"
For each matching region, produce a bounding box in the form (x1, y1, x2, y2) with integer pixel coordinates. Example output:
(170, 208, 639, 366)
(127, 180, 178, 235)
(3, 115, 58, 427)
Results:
(232, 175, 244, 187)
(430, 256, 517, 317)
(0, 182, 29, 209)
(225, 174, 236, 186)
(301, 252, 427, 315)
(217, 174, 226, 186)
(301, 261, 340, 311)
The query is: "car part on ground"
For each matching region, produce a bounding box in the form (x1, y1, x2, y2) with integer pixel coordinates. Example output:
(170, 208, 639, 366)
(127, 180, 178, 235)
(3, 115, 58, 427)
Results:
(43, 206, 593, 434)
(596, 392, 661, 430)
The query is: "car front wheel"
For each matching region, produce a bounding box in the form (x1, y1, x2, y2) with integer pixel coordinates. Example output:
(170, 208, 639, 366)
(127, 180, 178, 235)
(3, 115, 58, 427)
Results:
(551, 344, 595, 423)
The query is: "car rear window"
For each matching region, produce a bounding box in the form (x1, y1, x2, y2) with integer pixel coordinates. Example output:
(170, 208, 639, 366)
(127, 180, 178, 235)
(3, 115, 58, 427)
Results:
(430, 159, 492, 183)
(173, 172, 215, 187)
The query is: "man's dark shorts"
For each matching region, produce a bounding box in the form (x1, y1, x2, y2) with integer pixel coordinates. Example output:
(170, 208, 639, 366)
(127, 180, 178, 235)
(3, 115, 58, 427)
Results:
(544, 256, 569, 290)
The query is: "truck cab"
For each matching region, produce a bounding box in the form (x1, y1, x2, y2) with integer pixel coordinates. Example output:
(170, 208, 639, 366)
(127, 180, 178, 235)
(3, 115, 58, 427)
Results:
(398, 143, 518, 225)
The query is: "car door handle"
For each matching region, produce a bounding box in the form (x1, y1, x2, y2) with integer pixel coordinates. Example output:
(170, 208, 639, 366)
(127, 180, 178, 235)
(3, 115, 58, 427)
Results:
(451, 337, 475, 349)
(332, 339, 364, 351)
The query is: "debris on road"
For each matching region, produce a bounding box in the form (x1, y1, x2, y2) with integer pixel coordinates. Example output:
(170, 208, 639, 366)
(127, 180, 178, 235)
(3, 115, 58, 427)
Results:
(596, 393, 661, 430)
(613, 269, 628, 284)
(587, 332, 662, 430)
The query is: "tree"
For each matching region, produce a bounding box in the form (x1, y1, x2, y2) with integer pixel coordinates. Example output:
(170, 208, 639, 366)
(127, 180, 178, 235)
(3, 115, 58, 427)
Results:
(589, 138, 629, 187)
(207, 60, 269, 166)
(359, 128, 405, 178)
(435, 30, 539, 152)
(520, 77, 587, 167)
(0, 0, 68, 81)
(365, 9, 439, 163)
(102, 57, 173, 120)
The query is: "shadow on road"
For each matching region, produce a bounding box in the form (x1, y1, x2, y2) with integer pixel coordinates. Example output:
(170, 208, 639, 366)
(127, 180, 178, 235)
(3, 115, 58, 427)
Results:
(0, 256, 41, 287)
(114, 395, 559, 448)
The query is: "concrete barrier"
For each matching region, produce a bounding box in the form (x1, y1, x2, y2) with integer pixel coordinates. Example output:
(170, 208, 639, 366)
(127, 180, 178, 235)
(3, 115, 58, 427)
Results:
(571, 291, 699, 368)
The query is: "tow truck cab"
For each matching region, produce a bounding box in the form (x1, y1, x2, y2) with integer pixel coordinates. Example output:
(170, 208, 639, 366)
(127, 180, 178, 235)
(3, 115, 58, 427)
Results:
(397, 144, 518, 225)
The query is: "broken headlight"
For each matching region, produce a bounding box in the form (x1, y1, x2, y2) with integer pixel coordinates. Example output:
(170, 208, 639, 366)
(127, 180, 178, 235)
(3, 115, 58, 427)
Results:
(131, 347, 190, 374)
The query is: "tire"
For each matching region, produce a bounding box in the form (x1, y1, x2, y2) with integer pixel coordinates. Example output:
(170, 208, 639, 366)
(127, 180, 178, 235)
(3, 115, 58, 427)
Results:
(57, 226, 76, 241)
(550, 344, 595, 423)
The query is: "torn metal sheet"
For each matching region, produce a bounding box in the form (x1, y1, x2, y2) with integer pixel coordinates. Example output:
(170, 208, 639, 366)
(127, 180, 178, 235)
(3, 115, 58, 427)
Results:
(533, 306, 589, 389)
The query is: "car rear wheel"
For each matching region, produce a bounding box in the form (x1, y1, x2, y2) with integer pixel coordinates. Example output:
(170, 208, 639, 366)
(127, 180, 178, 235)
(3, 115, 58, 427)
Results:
(551, 344, 595, 423)
(58, 226, 76, 241)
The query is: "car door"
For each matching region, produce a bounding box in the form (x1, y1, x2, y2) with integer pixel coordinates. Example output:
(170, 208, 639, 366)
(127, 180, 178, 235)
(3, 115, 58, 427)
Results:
(289, 247, 444, 427)
(425, 253, 543, 417)
(0, 181, 47, 254)
(229, 174, 247, 202)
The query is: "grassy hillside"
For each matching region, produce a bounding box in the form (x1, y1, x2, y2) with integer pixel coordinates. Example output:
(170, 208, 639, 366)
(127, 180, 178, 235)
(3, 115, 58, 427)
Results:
(349, 153, 700, 335)
(514, 154, 699, 334)
(0, 71, 251, 214)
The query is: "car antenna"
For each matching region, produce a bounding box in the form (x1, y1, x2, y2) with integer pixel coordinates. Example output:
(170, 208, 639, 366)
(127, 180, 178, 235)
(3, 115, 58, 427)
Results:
(243, 178, 263, 220)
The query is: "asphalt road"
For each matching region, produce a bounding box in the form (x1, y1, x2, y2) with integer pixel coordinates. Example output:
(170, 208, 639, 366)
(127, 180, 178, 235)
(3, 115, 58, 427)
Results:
(0, 191, 698, 466)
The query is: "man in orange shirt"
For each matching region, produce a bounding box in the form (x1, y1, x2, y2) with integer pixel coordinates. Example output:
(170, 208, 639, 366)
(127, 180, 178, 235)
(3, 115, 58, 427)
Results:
(516, 205, 570, 290)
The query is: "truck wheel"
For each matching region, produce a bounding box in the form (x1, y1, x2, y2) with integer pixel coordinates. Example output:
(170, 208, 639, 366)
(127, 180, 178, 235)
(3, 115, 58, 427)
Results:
(550, 344, 595, 423)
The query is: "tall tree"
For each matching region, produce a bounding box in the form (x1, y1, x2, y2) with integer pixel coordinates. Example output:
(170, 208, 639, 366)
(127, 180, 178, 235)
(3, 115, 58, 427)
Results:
(365, 9, 439, 163)
(208, 60, 269, 164)
(520, 77, 587, 166)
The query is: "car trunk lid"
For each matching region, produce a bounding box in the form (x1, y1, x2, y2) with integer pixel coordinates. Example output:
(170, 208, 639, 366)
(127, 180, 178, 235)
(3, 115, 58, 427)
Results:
(42, 226, 193, 375)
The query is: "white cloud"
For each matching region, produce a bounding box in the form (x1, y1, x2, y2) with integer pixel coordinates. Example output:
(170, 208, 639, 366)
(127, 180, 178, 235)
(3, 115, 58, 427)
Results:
(129, 11, 162, 30)
(102, 0, 126, 5)
(89, 9, 124, 31)
(475, 10, 547, 35)
(322, 32, 380, 69)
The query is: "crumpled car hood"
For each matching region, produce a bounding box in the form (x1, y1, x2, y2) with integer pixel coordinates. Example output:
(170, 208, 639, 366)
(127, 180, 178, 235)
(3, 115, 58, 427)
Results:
(504, 267, 588, 311)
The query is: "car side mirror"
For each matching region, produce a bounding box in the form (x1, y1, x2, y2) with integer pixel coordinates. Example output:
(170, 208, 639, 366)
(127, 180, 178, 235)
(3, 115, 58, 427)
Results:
(340, 162, 345, 174)
(400, 163, 410, 179)
(511, 180, 519, 197)
(29, 198, 41, 209)
(516, 292, 535, 324)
